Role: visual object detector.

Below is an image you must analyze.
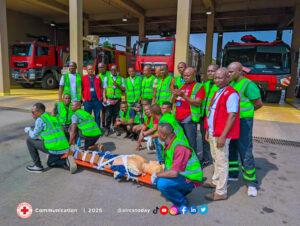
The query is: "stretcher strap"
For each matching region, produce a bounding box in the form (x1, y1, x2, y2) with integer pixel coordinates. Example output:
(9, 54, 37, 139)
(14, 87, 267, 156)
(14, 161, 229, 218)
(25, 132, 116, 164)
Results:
(90, 151, 97, 164)
(82, 151, 89, 161)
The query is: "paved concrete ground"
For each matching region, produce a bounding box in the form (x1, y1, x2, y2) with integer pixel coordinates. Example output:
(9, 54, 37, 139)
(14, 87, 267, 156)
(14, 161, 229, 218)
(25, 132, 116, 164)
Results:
(1, 89, 300, 225)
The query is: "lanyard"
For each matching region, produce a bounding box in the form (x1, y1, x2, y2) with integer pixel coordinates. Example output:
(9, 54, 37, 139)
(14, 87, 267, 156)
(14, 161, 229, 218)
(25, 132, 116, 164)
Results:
(209, 86, 227, 110)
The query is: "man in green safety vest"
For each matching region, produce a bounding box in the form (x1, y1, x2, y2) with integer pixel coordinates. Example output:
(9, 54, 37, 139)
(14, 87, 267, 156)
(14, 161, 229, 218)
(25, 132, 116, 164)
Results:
(174, 62, 187, 89)
(228, 62, 263, 197)
(24, 103, 77, 173)
(114, 102, 142, 139)
(156, 64, 175, 105)
(200, 64, 219, 167)
(69, 101, 103, 151)
(141, 65, 158, 104)
(151, 123, 202, 208)
(59, 61, 82, 102)
(103, 64, 125, 136)
(123, 67, 142, 108)
(98, 62, 110, 128)
(52, 93, 73, 139)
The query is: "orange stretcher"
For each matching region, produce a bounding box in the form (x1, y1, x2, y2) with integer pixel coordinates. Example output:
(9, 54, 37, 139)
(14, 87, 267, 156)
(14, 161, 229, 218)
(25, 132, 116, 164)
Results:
(62, 152, 152, 186)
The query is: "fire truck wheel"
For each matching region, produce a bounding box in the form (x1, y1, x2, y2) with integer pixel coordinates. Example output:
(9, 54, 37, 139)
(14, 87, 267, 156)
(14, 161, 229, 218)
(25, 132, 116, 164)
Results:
(41, 73, 58, 89)
(20, 83, 34, 88)
(265, 91, 281, 103)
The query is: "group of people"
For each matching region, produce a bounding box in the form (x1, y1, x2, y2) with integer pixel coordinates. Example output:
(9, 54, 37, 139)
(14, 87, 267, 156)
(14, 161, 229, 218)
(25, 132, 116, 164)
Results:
(24, 59, 263, 209)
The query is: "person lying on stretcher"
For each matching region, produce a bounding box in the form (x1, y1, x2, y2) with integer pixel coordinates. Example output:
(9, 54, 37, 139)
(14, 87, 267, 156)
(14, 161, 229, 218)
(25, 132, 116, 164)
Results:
(68, 147, 162, 179)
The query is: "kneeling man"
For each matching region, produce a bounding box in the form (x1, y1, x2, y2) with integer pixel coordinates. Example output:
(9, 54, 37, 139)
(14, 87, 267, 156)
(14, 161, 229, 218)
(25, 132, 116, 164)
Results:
(151, 123, 202, 207)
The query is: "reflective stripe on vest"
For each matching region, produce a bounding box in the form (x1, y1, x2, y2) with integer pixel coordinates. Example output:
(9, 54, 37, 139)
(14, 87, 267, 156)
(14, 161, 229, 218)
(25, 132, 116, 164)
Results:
(157, 75, 172, 105)
(141, 75, 156, 99)
(106, 73, 122, 99)
(56, 102, 73, 125)
(163, 138, 202, 181)
(231, 78, 255, 118)
(124, 76, 142, 103)
(175, 75, 184, 89)
(200, 80, 219, 117)
(40, 113, 69, 151)
(189, 82, 202, 123)
(75, 109, 102, 137)
(63, 72, 82, 100)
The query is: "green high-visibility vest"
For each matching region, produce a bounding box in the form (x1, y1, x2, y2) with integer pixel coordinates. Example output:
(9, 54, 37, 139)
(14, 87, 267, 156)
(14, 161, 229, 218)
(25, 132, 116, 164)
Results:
(98, 71, 110, 83)
(74, 109, 102, 137)
(40, 113, 69, 151)
(200, 80, 219, 117)
(55, 102, 73, 125)
(124, 76, 142, 103)
(63, 72, 82, 101)
(141, 75, 156, 100)
(175, 75, 185, 89)
(119, 107, 142, 124)
(157, 75, 173, 105)
(106, 73, 122, 99)
(159, 113, 189, 144)
(163, 137, 202, 181)
(230, 77, 255, 118)
(189, 82, 202, 123)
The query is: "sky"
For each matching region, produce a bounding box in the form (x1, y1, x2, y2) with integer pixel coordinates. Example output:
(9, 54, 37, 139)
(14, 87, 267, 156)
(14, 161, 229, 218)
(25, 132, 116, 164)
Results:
(100, 30, 292, 59)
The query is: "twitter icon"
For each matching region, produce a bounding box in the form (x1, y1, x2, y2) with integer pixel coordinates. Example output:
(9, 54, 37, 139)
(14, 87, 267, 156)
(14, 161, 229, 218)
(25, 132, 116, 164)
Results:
(199, 205, 208, 215)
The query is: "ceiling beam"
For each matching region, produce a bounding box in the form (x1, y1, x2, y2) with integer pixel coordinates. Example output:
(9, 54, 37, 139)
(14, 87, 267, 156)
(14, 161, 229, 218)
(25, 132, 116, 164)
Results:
(25, 0, 68, 14)
(202, 0, 215, 13)
(112, 0, 145, 17)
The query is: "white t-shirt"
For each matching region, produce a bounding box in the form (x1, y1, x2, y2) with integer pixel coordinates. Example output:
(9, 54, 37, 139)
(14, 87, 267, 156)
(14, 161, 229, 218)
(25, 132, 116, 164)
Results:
(60, 73, 79, 101)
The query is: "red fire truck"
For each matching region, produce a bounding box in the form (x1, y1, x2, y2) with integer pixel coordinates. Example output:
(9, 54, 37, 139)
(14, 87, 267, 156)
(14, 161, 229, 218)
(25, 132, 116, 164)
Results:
(134, 36, 204, 81)
(10, 36, 69, 89)
(222, 35, 291, 103)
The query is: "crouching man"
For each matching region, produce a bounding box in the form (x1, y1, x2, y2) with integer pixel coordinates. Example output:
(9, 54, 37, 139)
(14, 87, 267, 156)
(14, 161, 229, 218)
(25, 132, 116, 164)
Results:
(151, 123, 202, 208)
(25, 103, 77, 173)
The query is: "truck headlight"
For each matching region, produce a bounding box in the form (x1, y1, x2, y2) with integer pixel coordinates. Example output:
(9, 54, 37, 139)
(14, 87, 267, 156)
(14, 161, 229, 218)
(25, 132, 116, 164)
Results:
(29, 72, 35, 79)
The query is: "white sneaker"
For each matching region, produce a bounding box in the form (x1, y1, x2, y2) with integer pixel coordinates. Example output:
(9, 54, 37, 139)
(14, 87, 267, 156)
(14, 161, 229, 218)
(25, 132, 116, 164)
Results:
(248, 186, 257, 197)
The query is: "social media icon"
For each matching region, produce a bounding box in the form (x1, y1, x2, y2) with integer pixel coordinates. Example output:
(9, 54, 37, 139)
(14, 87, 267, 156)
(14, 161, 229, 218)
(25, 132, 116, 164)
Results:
(153, 207, 159, 214)
(169, 206, 179, 215)
(199, 205, 208, 215)
(179, 205, 188, 215)
(189, 205, 198, 214)
(160, 206, 169, 215)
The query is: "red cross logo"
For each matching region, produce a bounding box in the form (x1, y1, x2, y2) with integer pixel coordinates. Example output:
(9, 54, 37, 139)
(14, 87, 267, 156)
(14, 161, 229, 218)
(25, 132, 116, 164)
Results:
(17, 202, 33, 218)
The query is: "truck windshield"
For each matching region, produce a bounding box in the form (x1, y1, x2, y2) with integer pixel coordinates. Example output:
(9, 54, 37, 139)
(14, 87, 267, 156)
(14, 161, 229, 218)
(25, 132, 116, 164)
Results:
(223, 45, 290, 74)
(138, 40, 174, 56)
(12, 44, 33, 57)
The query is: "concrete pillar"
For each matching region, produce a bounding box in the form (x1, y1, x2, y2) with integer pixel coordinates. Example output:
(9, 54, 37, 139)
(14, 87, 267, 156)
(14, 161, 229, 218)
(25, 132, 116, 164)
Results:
(204, 13, 215, 81)
(0, 0, 10, 95)
(138, 16, 145, 40)
(69, 0, 83, 74)
(83, 18, 89, 47)
(126, 36, 131, 52)
(174, 0, 192, 77)
(216, 32, 223, 66)
(287, 1, 300, 99)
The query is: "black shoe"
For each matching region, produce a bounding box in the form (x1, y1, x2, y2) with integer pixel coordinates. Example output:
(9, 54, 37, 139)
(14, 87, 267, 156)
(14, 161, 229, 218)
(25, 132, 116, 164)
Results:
(131, 134, 138, 141)
(125, 132, 132, 138)
(104, 129, 109, 136)
(116, 131, 121, 136)
(26, 164, 44, 173)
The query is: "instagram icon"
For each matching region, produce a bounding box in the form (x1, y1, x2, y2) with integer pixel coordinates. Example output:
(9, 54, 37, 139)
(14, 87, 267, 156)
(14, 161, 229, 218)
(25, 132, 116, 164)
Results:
(169, 206, 179, 215)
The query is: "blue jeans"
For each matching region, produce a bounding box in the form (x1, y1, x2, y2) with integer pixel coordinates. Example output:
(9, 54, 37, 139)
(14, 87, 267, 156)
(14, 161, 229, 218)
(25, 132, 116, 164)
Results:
(229, 117, 258, 187)
(153, 137, 163, 163)
(155, 175, 194, 207)
(84, 99, 102, 127)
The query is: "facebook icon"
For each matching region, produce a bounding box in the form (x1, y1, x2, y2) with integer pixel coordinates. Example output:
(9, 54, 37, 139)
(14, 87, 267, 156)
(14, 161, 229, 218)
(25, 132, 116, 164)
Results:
(179, 206, 188, 215)
(189, 205, 198, 214)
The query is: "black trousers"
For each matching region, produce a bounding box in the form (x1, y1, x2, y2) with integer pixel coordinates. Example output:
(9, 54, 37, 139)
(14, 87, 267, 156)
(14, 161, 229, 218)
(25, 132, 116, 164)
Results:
(105, 99, 121, 130)
(199, 117, 212, 163)
(26, 138, 66, 167)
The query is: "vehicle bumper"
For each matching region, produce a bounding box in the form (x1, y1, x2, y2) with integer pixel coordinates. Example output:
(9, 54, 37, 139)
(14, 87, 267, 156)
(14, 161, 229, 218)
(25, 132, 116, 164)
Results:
(244, 74, 291, 91)
(11, 68, 42, 83)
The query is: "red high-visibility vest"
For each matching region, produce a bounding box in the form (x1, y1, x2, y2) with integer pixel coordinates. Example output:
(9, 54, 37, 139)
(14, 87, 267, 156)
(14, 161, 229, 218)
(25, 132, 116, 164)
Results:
(205, 86, 240, 139)
(82, 75, 102, 101)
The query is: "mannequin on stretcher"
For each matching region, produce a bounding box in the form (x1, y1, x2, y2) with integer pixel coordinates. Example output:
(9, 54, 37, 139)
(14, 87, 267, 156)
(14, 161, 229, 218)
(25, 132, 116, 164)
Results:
(67, 146, 163, 183)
